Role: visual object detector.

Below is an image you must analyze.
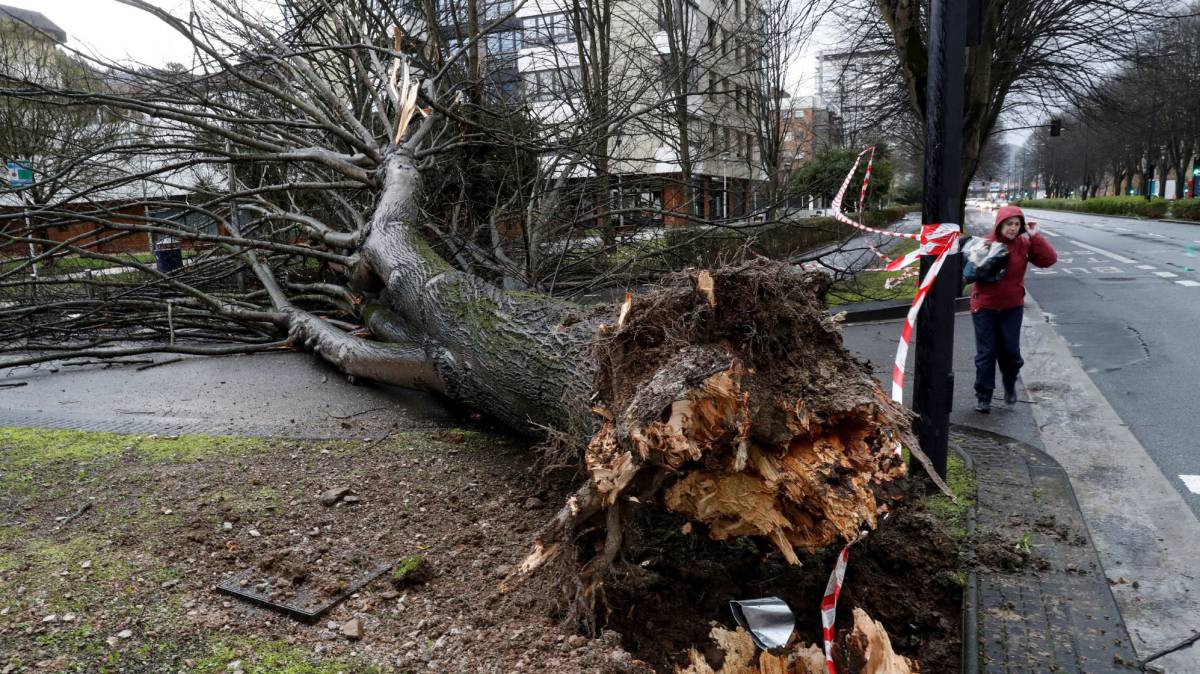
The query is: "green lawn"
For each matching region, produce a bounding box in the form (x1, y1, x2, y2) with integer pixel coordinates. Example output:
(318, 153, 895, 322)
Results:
(826, 238, 921, 306)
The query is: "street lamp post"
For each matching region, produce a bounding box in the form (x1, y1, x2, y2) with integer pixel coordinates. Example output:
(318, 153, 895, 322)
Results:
(914, 0, 969, 482)
(721, 153, 730, 220)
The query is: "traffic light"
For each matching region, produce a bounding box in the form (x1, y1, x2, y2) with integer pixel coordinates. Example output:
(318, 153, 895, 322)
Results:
(1049, 119, 1062, 137)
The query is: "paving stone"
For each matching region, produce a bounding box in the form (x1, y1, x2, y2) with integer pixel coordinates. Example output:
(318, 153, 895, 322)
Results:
(954, 427, 1141, 673)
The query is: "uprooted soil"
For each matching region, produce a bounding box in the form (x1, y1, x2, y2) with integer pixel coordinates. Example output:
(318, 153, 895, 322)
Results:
(0, 426, 963, 673)
(595, 478, 964, 673)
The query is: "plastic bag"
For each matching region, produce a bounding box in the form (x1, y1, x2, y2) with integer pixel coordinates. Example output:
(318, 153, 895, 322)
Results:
(961, 236, 1009, 284)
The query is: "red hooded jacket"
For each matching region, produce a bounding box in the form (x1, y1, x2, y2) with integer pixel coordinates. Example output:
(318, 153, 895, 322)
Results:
(970, 205, 1057, 312)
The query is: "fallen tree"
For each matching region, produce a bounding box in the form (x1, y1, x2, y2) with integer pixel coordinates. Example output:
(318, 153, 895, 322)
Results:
(0, 0, 944, 640)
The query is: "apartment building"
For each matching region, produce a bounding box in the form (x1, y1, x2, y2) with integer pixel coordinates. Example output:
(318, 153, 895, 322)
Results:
(816, 47, 892, 149)
(434, 0, 768, 225)
(778, 94, 840, 183)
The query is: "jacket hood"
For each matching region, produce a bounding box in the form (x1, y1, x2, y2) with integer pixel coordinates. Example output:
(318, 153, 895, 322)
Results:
(993, 205, 1026, 239)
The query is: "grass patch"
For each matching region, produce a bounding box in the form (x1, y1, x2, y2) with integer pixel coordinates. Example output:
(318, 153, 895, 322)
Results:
(0, 427, 276, 467)
(826, 238, 920, 306)
(924, 453, 977, 541)
(193, 638, 389, 674)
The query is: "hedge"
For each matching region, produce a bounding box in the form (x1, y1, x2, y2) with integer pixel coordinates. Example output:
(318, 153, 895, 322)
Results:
(1008, 196, 1200, 221)
(1170, 198, 1200, 221)
(564, 207, 913, 280)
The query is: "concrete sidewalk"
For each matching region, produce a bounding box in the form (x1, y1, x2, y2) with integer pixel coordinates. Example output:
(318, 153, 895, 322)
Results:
(843, 300, 1200, 672)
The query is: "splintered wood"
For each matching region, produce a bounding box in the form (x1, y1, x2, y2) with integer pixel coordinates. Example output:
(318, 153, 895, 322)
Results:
(588, 355, 904, 562)
(512, 262, 923, 591)
(585, 265, 910, 562)
(676, 609, 916, 674)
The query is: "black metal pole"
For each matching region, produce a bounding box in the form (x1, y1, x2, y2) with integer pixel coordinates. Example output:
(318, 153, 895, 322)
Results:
(913, 0, 967, 481)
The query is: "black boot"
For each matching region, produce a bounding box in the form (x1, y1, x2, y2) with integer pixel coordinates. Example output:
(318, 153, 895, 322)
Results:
(975, 398, 991, 413)
(1004, 384, 1018, 405)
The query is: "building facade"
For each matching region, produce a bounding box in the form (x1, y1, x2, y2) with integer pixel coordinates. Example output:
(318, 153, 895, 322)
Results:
(434, 0, 769, 225)
(777, 94, 840, 185)
(816, 47, 892, 150)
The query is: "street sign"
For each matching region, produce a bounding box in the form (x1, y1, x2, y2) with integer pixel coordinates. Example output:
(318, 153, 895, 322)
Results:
(5, 160, 33, 187)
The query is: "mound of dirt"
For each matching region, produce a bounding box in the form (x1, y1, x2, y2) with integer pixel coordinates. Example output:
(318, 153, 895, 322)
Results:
(544, 477, 964, 673)
(586, 261, 922, 562)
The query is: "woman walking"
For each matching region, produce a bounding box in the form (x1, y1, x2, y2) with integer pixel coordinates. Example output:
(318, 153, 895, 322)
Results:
(972, 205, 1057, 413)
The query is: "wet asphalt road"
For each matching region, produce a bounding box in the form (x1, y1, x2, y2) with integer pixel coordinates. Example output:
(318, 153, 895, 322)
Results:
(0, 351, 456, 438)
(993, 208, 1200, 518)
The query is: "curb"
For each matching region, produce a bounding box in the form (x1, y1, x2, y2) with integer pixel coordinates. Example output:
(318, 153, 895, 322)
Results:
(838, 296, 971, 323)
(950, 424, 1140, 672)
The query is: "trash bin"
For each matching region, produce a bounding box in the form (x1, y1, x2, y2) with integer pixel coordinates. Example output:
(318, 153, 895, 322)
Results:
(154, 237, 183, 273)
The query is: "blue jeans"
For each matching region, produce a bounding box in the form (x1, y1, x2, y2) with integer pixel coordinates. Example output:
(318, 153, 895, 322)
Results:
(973, 306, 1024, 401)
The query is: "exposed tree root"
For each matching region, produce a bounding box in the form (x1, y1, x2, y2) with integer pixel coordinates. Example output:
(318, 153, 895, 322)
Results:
(507, 261, 947, 642)
(586, 261, 921, 557)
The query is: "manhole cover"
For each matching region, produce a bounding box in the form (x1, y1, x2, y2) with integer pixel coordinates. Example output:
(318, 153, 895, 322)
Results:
(216, 560, 394, 623)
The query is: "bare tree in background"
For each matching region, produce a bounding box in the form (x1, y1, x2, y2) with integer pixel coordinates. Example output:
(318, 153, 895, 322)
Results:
(1011, 6, 1200, 200)
(823, 0, 1173, 203)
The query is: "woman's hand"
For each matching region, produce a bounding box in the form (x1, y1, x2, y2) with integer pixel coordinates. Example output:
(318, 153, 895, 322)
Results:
(1026, 221, 1038, 235)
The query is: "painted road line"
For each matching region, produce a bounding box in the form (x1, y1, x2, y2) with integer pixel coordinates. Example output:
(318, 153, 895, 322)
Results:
(1137, 265, 1158, 270)
(1154, 271, 1179, 278)
(1177, 280, 1200, 287)
(1147, 233, 1168, 239)
(1041, 228, 1060, 237)
(1113, 226, 1131, 232)
(1068, 239, 1138, 264)
(1181, 475, 1200, 494)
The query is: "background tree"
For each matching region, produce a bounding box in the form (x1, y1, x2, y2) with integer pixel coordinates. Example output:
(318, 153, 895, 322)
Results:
(790, 145, 893, 208)
(824, 0, 1172, 207)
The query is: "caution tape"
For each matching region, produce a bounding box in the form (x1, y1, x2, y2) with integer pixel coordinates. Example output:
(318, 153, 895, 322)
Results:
(819, 529, 871, 674)
(823, 147, 960, 404)
(889, 226, 958, 403)
(820, 543, 849, 673)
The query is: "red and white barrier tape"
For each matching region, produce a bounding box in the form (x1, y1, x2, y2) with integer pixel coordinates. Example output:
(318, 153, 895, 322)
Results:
(830, 148, 921, 243)
(820, 543, 850, 674)
(858, 147, 875, 214)
(889, 225, 958, 403)
(823, 147, 960, 405)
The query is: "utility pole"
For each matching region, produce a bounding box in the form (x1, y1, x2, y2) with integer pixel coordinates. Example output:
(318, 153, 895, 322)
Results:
(913, 0, 971, 481)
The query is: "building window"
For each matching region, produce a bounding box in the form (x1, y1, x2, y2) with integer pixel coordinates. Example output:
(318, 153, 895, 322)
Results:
(485, 29, 521, 54)
(523, 13, 572, 44)
(436, 0, 463, 24)
(483, 0, 514, 21)
(524, 67, 581, 101)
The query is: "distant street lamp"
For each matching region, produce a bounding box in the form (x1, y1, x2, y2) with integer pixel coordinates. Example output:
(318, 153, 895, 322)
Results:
(721, 152, 730, 219)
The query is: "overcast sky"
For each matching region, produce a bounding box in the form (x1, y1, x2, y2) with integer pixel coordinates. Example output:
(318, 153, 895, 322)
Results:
(3, 0, 197, 67)
(16, 0, 833, 88)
